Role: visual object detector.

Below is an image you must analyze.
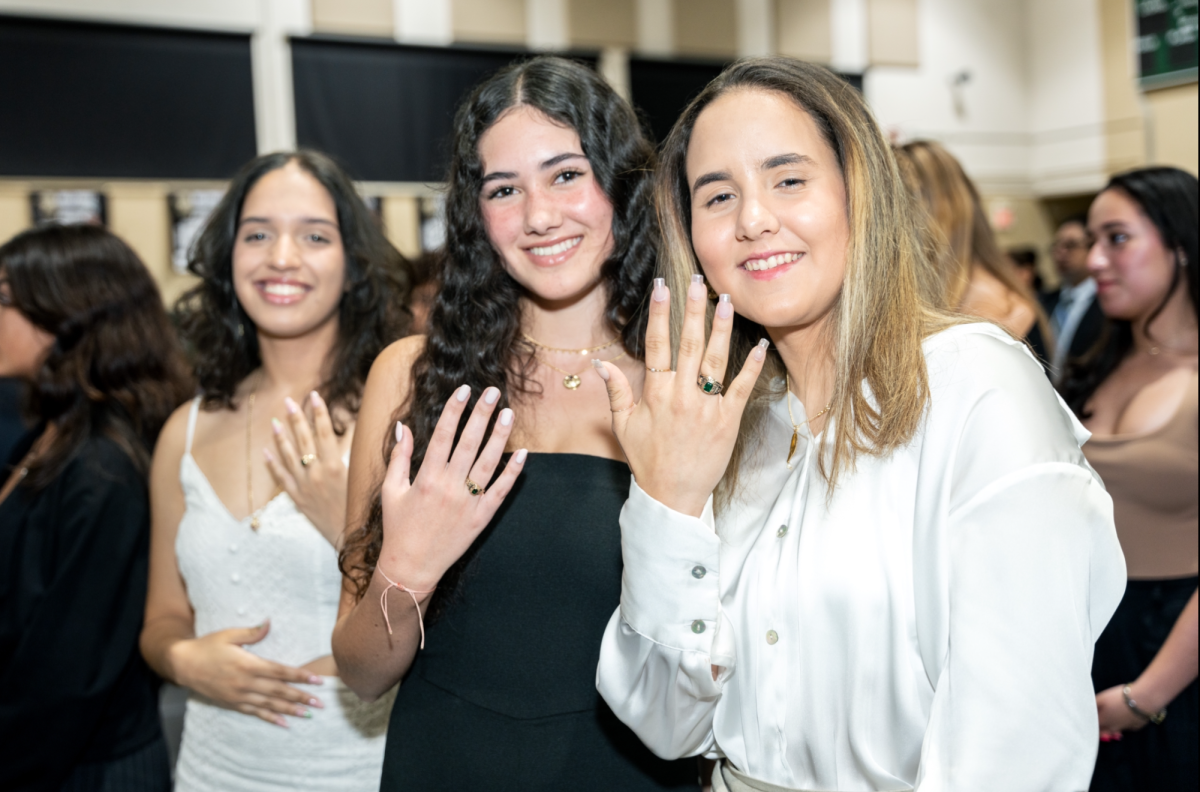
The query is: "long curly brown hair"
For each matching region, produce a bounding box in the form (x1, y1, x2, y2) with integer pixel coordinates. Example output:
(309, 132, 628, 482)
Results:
(339, 56, 659, 615)
(174, 150, 411, 427)
(1, 224, 194, 489)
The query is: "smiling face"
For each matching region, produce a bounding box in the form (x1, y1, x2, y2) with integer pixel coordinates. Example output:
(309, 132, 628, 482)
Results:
(231, 162, 347, 341)
(1087, 188, 1178, 321)
(477, 105, 615, 305)
(687, 89, 850, 333)
(0, 275, 54, 379)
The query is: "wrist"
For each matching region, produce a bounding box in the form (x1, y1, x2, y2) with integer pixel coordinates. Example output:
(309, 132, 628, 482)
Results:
(164, 639, 193, 686)
(1124, 682, 1168, 724)
(1128, 679, 1171, 717)
(375, 552, 440, 597)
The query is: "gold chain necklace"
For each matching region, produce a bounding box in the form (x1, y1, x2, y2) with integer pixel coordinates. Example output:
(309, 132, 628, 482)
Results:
(523, 333, 620, 356)
(785, 373, 832, 469)
(537, 350, 627, 390)
(245, 390, 281, 530)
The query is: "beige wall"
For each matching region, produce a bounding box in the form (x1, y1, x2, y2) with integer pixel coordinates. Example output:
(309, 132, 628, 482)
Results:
(382, 195, 422, 259)
(0, 182, 29, 247)
(867, 0, 918, 67)
(1146, 83, 1199, 175)
(106, 182, 199, 307)
(453, 0, 526, 45)
(776, 0, 831, 62)
(673, 0, 737, 58)
(310, 0, 393, 37)
(569, 0, 636, 49)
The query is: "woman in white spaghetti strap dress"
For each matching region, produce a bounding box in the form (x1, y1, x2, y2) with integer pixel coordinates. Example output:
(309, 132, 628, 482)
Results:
(140, 151, 410, 791)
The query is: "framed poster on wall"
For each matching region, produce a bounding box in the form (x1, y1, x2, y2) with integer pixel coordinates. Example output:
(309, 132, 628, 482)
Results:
(1137, 0, 1199, 89)
(30, 190, 106, 227)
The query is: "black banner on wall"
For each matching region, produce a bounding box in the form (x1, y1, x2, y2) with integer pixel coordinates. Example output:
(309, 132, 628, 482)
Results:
(292, 38, 597, 183)
(0, 15, 256, 179)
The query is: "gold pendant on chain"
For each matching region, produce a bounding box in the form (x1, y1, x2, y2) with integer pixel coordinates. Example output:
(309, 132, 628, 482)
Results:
(563, 374, 582, 390)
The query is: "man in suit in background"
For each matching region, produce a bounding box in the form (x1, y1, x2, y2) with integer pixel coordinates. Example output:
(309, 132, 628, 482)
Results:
(1043, 215, 1105, 385)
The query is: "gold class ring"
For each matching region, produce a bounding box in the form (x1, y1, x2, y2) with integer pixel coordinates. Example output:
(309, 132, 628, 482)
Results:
(465, 477, 485, 496)
(696, 374, 723, 395)
(300, 453, 317, 467)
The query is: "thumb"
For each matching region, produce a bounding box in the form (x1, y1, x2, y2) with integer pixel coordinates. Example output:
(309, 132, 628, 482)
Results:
(591, 359, 635, 419)
(228, 618, 270, 646)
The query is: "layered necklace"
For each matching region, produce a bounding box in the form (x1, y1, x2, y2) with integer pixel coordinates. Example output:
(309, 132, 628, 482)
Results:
(523, 333, 625, 390)
(784, 373, 832, 469)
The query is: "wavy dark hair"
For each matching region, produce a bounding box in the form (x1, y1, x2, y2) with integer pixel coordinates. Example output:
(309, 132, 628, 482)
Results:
(0, 224, 194, 489)
(1061, 166, 1199, 416)
(340, 56, 659, 610)
(175, 150, 411, 426)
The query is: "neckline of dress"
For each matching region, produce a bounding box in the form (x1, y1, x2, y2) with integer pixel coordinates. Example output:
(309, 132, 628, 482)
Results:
(183, 452, 290, 528)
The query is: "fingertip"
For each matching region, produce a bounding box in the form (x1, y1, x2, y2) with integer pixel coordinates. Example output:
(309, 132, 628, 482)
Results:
(716, 294, 733, 319)
(284, 397, 299, 415)
(394, 421, 404, 443)
(498, 407, 514, 427)
(652, 278, 668, 303)
(752, 337, 770, 362)
(262, 447, 275, 462)
(591, 359, 611, 381)
(456, 384, 470, 403)
(310, 390, 322, 408)
(514, 448, 528, 464)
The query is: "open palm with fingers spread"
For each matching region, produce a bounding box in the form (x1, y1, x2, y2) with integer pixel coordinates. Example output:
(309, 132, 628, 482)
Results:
(593, 275, 769, 518)
(376, 385, 527, 600)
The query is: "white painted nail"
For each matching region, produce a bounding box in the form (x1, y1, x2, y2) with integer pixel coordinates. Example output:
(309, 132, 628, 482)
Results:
(484, 387, 499, 405)
(499, 408, 514, 426)
(456, 385, 470, 402)
(514, 448, 528, 463)
(395, 421, 404, 442)
(716, 294, 733, 319)
(691, 273, 705, 284)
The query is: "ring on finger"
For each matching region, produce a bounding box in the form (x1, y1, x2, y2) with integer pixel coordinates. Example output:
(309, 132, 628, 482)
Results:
(610, 403, 635, 413)
(299, 453, 317, 467)
(646, 367, 673, 373)
(696, 374, 724, 396)
(465, 477, 485, 496)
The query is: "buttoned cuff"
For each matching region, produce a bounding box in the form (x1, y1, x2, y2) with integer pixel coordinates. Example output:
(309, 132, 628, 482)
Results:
(618, 478, 721, 653)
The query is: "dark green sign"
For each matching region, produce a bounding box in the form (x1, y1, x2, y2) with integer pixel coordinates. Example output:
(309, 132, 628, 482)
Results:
(1137, 0, 1198, 89)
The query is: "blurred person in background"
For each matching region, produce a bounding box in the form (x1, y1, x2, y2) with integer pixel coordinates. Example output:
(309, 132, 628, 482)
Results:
(139, 151, 410, 791)
(1061, 167, 1198, 792)
(1046, 215, 1106, 384)
(333, 56, 698, 790)
(0, 225, 193, 792)
(406, 249, 442, 334)
(1007, 245, 1043, 293)
(895, 140, 1044, 341)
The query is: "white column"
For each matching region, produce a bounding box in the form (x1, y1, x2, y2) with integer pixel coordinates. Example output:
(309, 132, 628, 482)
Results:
(527, 0, 569, 50)
(251, 0, 310, 154)
(599, 46, 632, 100)
(829, 0, 868, 73)
(736, 0, 773, 57)
(394, 0, 452, 44)
(636, 0, 674, 56)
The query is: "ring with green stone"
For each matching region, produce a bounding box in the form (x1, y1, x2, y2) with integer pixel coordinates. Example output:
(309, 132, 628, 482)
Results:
(696, 374, 723, 396)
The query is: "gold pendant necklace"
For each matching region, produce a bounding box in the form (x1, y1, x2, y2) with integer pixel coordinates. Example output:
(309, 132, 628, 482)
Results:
(785, 373, 832, 469)
(536, 350, 627, 389)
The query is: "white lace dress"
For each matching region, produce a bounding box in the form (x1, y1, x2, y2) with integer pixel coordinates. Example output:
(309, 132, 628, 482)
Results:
(173, 398, 395, 791)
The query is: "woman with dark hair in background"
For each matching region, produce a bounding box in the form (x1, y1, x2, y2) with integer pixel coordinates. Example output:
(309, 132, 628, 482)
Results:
(332, 56, 697, 790)
(895, 139, 1044, 339)
(1061, 167, 1198, 791)
(139, 151, 410, 791)
(0, 224, 193, 792)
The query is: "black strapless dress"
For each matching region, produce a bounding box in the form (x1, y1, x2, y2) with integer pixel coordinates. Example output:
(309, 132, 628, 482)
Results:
(379, 453, 699, 792)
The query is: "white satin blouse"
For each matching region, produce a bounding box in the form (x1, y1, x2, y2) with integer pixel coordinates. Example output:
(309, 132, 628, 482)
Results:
(597, 323, 1127, 791)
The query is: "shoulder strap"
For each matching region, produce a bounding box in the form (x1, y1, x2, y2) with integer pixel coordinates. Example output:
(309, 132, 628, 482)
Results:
(184, 396, 201, 455)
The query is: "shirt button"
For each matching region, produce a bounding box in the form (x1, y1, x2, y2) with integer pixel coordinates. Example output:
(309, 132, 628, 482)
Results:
(229, 543, 239, 553)
(231, 572, 241, 584)
(691, 620, 706, 634)
(766, 629, 779, 645)
(776, 525, 788, 538)
(237, 606, 247, 616)
(691, 565, 707, 579)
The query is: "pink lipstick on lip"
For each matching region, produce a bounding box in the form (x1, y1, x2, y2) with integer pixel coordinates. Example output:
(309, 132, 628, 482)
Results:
(740, 251, 803, 281)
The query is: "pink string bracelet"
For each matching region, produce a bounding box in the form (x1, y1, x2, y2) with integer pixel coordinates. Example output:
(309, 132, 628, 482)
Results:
(378, 569, 436, 649)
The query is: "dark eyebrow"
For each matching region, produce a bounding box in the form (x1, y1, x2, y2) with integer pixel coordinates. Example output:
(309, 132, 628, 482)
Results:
(692, 170, 732, 193)
(762, 153, 812, 170)
(237, 216, 337, 228)
(481, 152, 587, 186)
(481, 171, 517, 186)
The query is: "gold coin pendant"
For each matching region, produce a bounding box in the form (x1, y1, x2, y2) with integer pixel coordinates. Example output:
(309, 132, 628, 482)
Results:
(563, 374, 582, 390)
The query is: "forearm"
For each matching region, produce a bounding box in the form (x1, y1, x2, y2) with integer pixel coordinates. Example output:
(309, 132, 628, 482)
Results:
(332, 568, 427, 701)
(139, 614, 197, 684)
(1133, 588, 1199, 712)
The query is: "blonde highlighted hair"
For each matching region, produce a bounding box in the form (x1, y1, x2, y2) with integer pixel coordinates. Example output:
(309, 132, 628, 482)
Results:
(655, 58, 957, 504)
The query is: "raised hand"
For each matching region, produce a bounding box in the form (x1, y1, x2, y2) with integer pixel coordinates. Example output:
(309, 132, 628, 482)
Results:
(376, 385, 526, 597)
(168, 620, 324, 728)
(593, 275, 768, 517)
(264, 391, 348, 547)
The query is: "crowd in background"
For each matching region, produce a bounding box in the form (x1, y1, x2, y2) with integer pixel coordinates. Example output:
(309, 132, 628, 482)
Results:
(0, 52, 1195, 792)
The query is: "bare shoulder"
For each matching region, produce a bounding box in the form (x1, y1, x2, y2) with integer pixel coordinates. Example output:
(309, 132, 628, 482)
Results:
(962, 267, 1035, 337)
(152, 400, 196, 469)
(365, 334, 427, 413)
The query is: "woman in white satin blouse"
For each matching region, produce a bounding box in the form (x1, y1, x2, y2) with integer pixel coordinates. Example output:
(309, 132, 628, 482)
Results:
(592, 59, 1128, 792)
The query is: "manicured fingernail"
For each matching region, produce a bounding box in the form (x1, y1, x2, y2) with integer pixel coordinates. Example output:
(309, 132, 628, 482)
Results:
(514, 448, 528, 463)
(310, 390, 320, 406)
(688, 276, 706, 301)
(499, 408, 513, 426)
(284, 397, 298, 415)
(483, 387, 499, 405)
(309, 697, 324, 707)
(716, 294, 733, 319)
(753, 338, 769, 361)
(591, 359, 610, 381)
(308, 676, 323, 686)
(296, 706, 311, 717)
(275, 716, 289, 728)
(271, 418, 282, 434)
(456, 385, 470, 402)
(395, 421, 404, 442)
(652, 277, 668, 302)
(262, 448, 275, 462)
(691, 274, 705, 283)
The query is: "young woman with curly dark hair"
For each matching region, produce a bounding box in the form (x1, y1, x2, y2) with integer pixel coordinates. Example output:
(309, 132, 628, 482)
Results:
(0, 224, 193, 792)
(139, 151, 410, 791)
(331, 56, 697, 790)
